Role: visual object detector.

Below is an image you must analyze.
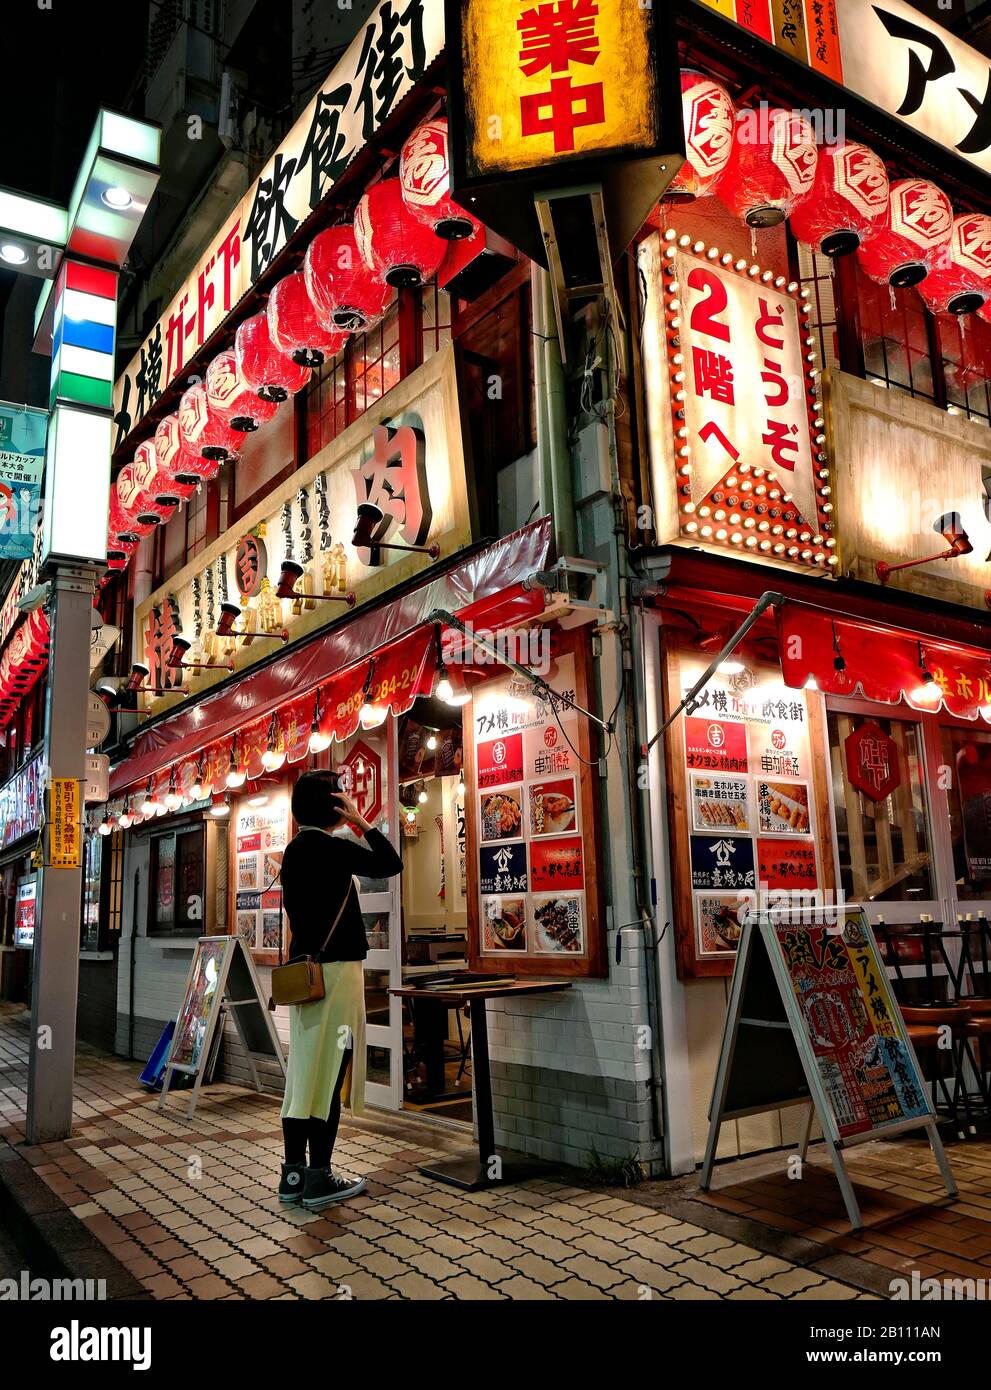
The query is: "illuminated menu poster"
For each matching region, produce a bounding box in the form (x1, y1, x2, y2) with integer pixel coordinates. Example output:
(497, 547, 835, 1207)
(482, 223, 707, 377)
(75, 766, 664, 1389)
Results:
(681, 656, 818, 958)
(235, 792, 290, 952)
(14, 877, 36, 948)
(773, 915, 930, 1139)
(472, 653, 588, 959)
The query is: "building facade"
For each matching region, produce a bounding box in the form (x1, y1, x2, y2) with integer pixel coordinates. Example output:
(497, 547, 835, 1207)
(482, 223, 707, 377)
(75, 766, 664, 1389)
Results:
(2, 0, 990, 1182)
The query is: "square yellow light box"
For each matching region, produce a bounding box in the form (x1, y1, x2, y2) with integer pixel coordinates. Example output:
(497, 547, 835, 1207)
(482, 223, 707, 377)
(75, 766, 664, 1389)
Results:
(461, 0, 659, 177)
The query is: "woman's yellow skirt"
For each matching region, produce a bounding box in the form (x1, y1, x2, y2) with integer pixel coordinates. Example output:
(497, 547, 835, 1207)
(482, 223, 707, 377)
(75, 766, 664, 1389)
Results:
(280, 960, 366, 1120)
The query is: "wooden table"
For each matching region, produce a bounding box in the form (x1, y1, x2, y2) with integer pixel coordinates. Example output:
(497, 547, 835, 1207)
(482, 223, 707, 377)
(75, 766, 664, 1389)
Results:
(391, 979, 572, 1189)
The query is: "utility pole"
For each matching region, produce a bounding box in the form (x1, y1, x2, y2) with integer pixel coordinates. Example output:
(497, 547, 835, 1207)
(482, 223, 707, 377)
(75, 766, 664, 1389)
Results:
(0, 109, 160, 1142)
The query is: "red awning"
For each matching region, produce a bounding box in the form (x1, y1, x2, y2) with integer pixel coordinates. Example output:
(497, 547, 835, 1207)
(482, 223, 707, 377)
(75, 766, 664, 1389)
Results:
(109, 517, 553, 798)
(0, 610, 49, 730)
(779, 606, 991, 720)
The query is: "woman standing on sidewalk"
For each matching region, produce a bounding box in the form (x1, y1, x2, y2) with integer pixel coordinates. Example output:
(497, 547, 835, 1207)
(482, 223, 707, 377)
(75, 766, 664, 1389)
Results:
(277, 770, 403, 1210)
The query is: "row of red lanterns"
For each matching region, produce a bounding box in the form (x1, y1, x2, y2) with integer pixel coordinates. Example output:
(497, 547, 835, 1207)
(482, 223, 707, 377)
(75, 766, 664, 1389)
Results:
(670, 69, 991, 318)
(107, 117, 479, 576)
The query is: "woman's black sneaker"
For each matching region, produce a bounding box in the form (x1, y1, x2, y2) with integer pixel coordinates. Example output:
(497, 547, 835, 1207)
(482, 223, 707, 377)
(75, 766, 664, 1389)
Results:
(301, 1166, 366, 1210)
(278, 1162, 306, 1204)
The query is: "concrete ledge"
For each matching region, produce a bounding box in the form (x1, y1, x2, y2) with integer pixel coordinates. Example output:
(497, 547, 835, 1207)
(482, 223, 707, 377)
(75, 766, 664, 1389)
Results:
(0, 1140, 149, 1301)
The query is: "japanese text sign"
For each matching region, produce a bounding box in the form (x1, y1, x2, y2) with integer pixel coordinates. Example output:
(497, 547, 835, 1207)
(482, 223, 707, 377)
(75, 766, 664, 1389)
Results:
(670, 249, 826, 568)
(454, 0, 661, 175)
(49, 778, 81, 870)
(113, 0, 445, 448)
(704, 0, 991, 179)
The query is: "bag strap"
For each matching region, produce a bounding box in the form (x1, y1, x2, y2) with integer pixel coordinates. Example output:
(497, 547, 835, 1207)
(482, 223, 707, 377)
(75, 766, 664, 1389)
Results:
(315, 879, 353, 958)
(276, 831, 354, 963)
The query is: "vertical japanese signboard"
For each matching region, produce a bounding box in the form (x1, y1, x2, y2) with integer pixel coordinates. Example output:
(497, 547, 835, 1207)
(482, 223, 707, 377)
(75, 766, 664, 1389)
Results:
(49, 778, 81, 870)
(466, 631, 605, 977)
(644, 240, 832, 572)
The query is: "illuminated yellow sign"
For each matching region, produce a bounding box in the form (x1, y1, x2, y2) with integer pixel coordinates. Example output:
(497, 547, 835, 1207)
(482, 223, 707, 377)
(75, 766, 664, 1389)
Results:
(458, 0, 660, 177)
(49, 778, 81, 870)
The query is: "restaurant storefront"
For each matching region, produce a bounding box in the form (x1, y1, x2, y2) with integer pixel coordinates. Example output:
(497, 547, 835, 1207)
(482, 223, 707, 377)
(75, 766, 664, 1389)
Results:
(78, 0, 683, 1176)
(628, 1, 991, 1174)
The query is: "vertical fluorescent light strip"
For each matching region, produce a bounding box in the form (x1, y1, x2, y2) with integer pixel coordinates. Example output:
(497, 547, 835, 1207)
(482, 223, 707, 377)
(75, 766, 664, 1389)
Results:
(42, 405, 112, 565)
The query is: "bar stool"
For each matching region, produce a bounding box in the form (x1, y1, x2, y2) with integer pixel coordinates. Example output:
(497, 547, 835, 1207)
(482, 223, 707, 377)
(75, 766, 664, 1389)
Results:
(876, 919, 977, 1138)
(956, 915, 991, 1111)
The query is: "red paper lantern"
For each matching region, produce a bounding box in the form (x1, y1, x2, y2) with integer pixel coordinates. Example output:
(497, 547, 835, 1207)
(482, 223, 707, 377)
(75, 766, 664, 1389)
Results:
(354, 178, 447, 288)
(235, 312, 311, 402)
(113, 471, 159, 537)
(267, 273, 349, 367)
(304, 226, 391, 332)
(666, 70, 735, 200)
(154, 413, 220, 485)
(716, 108, 818, 228)
(400, 118, 481, 240)
(857, 179, 953, 288)
(108, 491, 141, 546)
(105, 537, 138, 573)
(919, 212, 991, 316)
(789, 141, 889, 256)
(206, 351, 280, 431)
(126, 439, 191, 522)
(179, 383, 244, 462)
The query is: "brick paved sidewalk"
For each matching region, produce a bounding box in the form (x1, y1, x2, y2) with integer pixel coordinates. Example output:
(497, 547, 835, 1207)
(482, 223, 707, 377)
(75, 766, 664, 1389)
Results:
(0, 1003, 876, 1301)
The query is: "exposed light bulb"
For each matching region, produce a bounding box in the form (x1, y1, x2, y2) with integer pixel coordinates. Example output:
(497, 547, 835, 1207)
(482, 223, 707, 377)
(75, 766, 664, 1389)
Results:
(435, 675, 454, 703)
(210, 798, 231, 818)
(308, 727, 331, 754)
(426, 734, 438, 751)
(226, 767, 246, 788)
(261, 747, 286, 772)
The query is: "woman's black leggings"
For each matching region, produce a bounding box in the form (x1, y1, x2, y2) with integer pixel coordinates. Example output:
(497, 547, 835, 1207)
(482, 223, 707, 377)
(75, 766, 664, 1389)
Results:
(282, 1047, 351, 1169)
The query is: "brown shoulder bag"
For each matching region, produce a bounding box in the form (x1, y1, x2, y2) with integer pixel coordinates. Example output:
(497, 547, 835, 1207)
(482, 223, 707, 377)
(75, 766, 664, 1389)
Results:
(270, 877, 354, 1008)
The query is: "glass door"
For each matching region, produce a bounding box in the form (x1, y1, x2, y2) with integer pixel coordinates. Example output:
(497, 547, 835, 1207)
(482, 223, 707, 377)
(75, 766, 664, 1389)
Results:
(336, 721, 403, 1111)
(824, 698, 941, 925)
(931, 720, 991, 929)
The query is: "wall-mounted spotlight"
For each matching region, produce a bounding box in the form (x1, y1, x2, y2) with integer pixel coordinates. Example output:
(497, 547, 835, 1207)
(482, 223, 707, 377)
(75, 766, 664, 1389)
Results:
(122, 662, 184, 696)
(352, 503, 440, 561)
(168, 637, 234, 673)
(275, 559, 354, 606)
(877, 512, 973, 583)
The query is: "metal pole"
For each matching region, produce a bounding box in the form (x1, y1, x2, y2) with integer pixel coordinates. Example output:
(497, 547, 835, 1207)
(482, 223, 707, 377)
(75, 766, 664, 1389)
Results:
(26, 565, 98, 1143)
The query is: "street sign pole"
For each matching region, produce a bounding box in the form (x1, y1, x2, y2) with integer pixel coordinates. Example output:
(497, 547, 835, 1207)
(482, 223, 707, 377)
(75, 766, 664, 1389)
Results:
(26, 566, 101, 1141)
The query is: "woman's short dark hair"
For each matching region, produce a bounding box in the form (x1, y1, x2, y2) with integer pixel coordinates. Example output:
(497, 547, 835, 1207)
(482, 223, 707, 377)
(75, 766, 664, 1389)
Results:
(292, 770, 344, 828)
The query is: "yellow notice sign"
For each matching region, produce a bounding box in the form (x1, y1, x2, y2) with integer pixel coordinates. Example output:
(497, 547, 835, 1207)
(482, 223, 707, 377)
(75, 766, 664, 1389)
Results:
(49, 779, 81, 870)
(460, 0, 659, 177)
